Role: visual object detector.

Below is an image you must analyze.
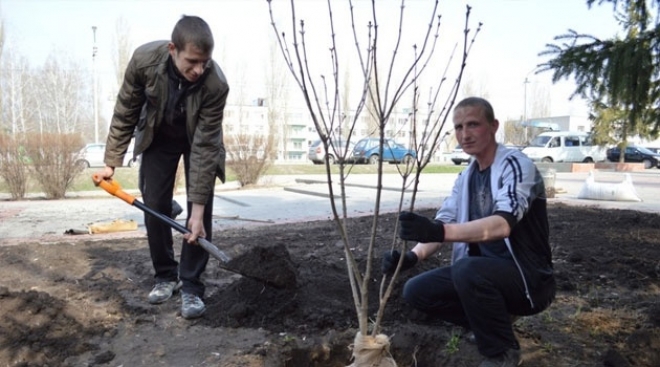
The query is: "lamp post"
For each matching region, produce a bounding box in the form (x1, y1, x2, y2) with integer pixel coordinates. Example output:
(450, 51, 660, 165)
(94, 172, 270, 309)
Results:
(523, 76, 530, 142)
(92, 26, 99, 144)
(523, 67, 536, 143)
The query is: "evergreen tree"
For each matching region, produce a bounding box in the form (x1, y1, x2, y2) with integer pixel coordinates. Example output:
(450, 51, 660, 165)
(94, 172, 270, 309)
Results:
(538, 0, 659, 154)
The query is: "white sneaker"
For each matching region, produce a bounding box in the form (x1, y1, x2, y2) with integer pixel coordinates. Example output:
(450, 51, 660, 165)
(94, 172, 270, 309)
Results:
(147, 281, 182, 304)
(181, 292, 206, 319)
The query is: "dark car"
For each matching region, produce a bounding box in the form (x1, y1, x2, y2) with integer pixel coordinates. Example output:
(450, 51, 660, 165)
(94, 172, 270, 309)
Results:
(606, 146, 660, 169)
(351, 137, 416, 164)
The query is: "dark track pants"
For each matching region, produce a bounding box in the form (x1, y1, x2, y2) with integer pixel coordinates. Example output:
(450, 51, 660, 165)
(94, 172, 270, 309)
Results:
(139, 143, 213, 298)
(402, 256, 554, 357)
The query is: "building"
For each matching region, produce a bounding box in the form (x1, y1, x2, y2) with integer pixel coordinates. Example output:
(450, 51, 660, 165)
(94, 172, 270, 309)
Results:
(222, 102, 451, 163)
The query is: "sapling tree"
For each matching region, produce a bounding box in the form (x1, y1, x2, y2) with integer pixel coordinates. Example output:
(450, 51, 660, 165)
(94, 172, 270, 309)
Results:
(268, 0, 480, 364)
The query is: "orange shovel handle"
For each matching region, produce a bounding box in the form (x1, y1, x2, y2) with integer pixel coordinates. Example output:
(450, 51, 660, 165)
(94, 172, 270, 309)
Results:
(92, 174, 135, 205)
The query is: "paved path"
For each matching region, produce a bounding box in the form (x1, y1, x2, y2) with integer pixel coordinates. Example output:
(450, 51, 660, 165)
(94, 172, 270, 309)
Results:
(1, 170, 658, 245)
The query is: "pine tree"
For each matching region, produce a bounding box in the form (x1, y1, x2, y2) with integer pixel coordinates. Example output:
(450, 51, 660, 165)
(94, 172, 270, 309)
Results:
(538, 0, 659, 155)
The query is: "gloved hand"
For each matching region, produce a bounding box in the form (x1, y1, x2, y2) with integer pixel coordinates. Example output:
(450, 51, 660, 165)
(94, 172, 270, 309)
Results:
(381, 250, 418, 275)
(398, 211, 445, 243)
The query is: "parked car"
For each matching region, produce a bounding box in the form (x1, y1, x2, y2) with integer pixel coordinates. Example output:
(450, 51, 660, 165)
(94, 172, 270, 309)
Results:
(606, 146, 660, 169)
(450, 144, 471, 165)
(75, 143, 106, 168)
(521, 131, 607, 163)
(123, 139, 140, 168)
(351, 137, 416, 164)
(308, 139, 355, 165)
(75, 142, 139, 168)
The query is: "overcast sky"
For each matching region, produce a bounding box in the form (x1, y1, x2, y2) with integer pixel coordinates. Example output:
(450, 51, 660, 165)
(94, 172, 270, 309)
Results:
(1, 0, 622, 122)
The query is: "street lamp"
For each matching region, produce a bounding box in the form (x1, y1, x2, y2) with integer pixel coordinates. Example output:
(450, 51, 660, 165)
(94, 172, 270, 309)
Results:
(92, 26, 99, 144)
(523, 68, 536, 143)
(523, 76, 530, 142)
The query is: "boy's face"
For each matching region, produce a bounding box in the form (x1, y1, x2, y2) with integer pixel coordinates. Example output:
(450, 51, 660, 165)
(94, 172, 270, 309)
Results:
(168, 42, 211, 83)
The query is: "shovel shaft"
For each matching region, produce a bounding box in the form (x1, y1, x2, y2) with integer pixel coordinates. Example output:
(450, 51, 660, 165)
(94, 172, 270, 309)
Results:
(92, 175, 232, 263)
(132, 201, 231, 262)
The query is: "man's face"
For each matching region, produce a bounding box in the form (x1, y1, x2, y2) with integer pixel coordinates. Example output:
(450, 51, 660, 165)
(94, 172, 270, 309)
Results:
(452, 105, 498, 157)
(168, 42, 211, 83)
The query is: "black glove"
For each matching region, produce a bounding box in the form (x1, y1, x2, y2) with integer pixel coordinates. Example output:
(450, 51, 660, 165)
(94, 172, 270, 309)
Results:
(398, 211, 445, 243)
(382, 250, 418, 275)
(171, 200, 183, 219)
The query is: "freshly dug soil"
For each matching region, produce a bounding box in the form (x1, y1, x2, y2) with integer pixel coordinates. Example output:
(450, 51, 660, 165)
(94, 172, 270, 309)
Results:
(0, 202, 659, 366)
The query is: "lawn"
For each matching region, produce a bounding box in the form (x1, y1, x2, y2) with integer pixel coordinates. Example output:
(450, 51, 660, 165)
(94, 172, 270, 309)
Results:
(1, 162, 466, 194)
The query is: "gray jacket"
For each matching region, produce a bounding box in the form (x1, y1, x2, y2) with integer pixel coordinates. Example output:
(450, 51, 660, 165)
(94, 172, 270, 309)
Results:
(437, 144, 554, 310)
(104, 41, 229, 204)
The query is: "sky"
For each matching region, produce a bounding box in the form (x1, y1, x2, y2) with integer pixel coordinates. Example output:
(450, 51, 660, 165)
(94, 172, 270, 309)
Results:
(1, 0, 623, 123)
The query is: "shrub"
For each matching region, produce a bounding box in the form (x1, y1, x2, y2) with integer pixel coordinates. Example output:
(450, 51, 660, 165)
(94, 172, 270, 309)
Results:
(225, 133, 274, 186)
(0, 134, 29, 200)
(24, 133, 85, 199)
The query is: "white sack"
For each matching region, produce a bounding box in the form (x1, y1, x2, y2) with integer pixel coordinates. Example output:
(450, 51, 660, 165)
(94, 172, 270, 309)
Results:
(577, 171, 642, 202)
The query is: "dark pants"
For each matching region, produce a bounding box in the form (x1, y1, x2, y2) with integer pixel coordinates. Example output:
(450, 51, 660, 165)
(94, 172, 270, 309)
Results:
(139, 142, 213, 298)
(403, 257, 554, 357)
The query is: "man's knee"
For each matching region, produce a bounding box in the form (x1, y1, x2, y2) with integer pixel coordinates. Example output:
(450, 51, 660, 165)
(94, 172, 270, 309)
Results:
(402, 278, 419, 305)
(451, 258, 481, 288)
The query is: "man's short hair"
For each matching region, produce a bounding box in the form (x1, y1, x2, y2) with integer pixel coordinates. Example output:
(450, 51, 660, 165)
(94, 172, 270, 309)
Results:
(171, 15, 214, 54)
(455, 97, 495, 123)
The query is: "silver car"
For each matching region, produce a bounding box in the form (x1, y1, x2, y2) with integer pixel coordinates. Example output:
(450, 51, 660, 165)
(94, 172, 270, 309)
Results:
(308, 139, 355, 165)
(75, 141, 139, 168)
(450, 145, 471, 165)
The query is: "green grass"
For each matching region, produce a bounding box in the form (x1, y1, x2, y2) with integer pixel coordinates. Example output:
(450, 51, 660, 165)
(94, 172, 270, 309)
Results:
(72, 167, 142, 192)
(264, 162, 465, 176)
(1, 163, 465, 194)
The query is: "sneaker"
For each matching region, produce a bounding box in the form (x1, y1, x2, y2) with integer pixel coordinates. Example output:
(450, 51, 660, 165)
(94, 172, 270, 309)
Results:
(181, 292, 206, 319)
(147, 281, 182, 304)
(478, 348, 521, 367)
(468, 315, 522, 344)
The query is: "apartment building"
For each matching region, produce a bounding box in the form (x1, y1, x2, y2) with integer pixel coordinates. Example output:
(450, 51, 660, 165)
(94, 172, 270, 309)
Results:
(222, 101, 453, 163)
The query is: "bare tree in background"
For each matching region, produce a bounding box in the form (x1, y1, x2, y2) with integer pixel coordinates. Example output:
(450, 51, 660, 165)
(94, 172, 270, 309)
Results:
(510, 85, 552, 145)
(341, 62, 353, 139)
(266, 37, 289, 160)
(0, 17, 30, 200)
(38, 54, 92, 136)
(1, 49, 33, 136)
(225, 63, 274, 185)
(268, 0, 479, 365)
(112, 16, 132, 90)
(0, 14, 4, 128)
(460, 73, 490, 100)
(528, 83, 551, 119)
(0, 20, 92, 198)
(503, 118, 526, 145)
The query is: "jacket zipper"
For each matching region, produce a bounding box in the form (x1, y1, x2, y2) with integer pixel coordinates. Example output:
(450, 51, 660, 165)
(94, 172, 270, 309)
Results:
(505, 237, 535, 309)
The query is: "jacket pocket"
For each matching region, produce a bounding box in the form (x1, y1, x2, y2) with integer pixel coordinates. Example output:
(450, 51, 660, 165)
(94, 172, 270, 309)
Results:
(137, 103, 148, 131)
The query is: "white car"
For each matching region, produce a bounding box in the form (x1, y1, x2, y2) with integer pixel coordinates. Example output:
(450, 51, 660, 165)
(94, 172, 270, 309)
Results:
(450, 145, 471, 165)
(75, 141, 139, 168)
(521, 131, 607, 163)
(308, 139, 355, 164)
(75, 143, 106, 168)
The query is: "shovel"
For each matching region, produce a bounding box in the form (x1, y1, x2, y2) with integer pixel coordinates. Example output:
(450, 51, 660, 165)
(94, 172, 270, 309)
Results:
(91, 174, 297, 289)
